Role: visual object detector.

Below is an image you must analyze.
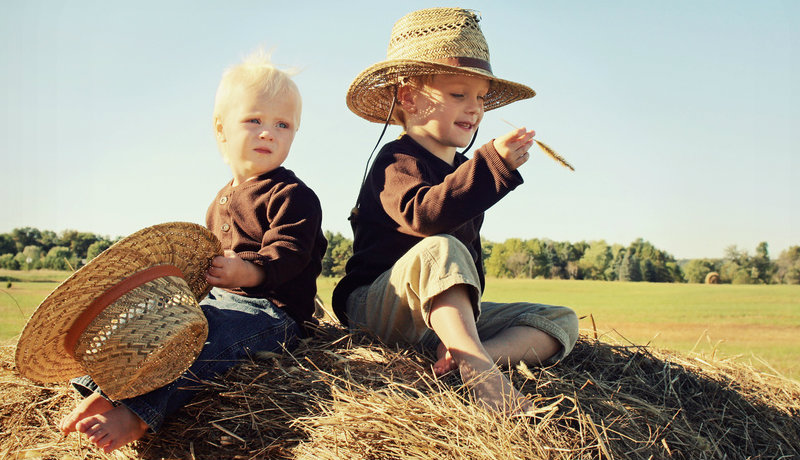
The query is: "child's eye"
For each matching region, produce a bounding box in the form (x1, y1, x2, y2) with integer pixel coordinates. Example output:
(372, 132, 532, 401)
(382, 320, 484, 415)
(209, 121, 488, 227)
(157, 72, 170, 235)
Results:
(451, 93, 464, 98)
(276, 121, 289, 129)
(247, 118, 261, 124)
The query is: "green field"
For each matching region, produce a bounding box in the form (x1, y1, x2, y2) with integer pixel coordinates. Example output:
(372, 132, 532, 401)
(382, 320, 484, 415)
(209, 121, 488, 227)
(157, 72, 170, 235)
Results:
(4, 270, 799, 381)
(317, 276, 800, 381)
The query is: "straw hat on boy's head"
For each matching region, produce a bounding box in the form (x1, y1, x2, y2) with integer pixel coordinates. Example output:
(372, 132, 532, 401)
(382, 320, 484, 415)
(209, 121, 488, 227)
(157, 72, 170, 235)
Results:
(347, 7, 536, 124)
(15, 222, 222, 400)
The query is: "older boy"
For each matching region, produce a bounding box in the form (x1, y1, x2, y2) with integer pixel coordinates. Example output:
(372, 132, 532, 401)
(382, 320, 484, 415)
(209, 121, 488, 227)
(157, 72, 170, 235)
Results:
(58, 51, 326, 452)
(333, 8, 578, 413)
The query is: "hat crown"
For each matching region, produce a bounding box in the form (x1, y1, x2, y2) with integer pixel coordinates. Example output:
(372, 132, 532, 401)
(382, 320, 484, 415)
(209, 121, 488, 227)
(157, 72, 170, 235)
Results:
(387, 8, 490, 69)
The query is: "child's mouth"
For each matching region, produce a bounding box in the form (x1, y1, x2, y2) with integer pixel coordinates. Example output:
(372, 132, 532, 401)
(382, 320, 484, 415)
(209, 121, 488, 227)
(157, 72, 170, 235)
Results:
(455, 122, 474, 131)
(255, 148, 272, 154)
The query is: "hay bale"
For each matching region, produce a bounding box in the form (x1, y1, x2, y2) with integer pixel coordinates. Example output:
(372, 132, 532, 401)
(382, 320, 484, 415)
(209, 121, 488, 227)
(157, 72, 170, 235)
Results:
(705, 272, 720, 284)
(1, 323, 798, 459)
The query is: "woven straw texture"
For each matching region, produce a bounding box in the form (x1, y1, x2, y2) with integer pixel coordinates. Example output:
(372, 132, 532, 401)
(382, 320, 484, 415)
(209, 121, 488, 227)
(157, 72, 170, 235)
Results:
(15, 222, 222, 399)
(75, 276, 207, 399)
(347, 7, 536, 124)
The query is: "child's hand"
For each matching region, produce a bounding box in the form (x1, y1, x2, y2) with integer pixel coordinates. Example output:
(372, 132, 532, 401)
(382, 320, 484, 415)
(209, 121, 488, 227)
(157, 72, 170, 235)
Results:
(493, 127, 536, 170)
(206, 250, 265, 289)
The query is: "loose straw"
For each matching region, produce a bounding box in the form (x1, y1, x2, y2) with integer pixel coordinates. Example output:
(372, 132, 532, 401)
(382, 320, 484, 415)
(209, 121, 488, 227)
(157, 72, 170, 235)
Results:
(501, 119, 575, 171)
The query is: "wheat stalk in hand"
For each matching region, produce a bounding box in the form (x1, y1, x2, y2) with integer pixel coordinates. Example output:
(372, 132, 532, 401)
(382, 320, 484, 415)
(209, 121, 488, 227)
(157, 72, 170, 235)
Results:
(501, 119, 575, 171)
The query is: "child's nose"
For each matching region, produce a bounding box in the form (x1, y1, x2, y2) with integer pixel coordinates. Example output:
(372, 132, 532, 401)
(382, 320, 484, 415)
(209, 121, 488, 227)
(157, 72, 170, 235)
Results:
(259, 130, 274, 140)
(466, 98, 482, 113)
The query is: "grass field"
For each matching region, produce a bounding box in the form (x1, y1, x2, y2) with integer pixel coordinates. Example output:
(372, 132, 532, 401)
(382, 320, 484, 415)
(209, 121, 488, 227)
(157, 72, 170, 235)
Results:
(3, 270, 798, 381)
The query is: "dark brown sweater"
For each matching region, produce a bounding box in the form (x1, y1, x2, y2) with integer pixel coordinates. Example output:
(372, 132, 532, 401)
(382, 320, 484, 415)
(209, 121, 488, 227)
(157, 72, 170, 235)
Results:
(206, 167, 327, 330)
(332, 134, 523, 326)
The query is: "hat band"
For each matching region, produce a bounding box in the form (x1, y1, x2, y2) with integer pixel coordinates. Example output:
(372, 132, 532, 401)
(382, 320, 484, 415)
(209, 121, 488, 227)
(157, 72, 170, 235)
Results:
(63, 264, 185, 358)
(431, 57, 492, 74)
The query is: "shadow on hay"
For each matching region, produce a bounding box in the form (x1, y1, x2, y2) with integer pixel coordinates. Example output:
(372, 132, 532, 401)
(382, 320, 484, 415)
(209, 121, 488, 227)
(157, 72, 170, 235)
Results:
(517, 338, 799, 459)
(2, 322, 798, 459)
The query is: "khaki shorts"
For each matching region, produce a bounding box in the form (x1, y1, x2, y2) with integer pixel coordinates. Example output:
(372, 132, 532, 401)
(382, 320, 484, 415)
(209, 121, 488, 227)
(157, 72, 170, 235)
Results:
(346, 235, 579, 362)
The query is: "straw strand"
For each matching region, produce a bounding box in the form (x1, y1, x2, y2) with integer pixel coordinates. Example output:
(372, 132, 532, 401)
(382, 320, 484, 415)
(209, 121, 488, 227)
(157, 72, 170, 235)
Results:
(501, 119, 575, 171)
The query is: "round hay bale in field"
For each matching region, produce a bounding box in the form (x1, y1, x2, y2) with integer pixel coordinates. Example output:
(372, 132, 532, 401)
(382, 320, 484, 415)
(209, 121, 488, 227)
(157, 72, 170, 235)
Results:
(1, 323, 798, 459)
(705, 271, 721, 284)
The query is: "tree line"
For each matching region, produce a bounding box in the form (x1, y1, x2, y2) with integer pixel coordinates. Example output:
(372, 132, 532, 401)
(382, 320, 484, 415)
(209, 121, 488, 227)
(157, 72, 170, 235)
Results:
(321, 231, 800, 285)
(1, 227, 798, 284)
(0, 227, 116, 271)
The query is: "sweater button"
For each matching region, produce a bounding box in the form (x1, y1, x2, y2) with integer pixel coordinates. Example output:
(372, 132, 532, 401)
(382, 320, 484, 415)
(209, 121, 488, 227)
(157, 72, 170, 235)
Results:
(221, 223, 230, 232)
(219, 196, 228, 205)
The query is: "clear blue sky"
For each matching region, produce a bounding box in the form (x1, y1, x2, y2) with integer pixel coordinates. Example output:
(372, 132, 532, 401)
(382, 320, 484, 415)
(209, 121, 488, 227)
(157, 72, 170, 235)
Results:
(1, 1, 797, 260)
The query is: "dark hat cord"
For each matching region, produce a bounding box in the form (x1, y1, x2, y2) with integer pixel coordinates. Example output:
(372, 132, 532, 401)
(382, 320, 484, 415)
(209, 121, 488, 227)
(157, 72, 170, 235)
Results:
(349, 93, 397, 225)
(348, 92, 479, 227)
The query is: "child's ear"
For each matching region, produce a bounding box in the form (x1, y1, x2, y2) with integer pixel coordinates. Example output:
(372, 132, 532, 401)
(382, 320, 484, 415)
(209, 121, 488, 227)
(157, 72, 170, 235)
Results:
(214, 117, 227, 143)
(396, 84, 417, 114)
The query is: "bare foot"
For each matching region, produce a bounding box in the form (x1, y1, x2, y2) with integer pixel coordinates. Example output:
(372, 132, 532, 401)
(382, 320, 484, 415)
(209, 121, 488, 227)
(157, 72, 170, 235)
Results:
(59, 393, 114, 434)
(75, 405, 149, 453)
(433, 341, 458, 376)
(457, 355, 531, 415)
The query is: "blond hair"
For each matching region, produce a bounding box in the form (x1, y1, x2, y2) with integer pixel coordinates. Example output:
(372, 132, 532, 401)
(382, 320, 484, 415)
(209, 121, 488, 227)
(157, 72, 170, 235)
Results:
(213, 49, 302, 128)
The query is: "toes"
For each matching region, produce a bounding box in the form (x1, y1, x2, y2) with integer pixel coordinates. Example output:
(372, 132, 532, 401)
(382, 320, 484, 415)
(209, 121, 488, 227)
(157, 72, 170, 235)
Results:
(432, 350, 457, 376)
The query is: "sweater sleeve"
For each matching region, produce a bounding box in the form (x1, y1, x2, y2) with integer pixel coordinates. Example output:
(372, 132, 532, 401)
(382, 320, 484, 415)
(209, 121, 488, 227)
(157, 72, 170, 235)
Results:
(236, 183, 323, 295)
(379, 140, 523, 237)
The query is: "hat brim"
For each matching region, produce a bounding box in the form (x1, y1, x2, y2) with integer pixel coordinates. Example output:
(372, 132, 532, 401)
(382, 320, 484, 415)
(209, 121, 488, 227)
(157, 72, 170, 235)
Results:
(346, 59, 536, 124)
(15, 222, 222, 386)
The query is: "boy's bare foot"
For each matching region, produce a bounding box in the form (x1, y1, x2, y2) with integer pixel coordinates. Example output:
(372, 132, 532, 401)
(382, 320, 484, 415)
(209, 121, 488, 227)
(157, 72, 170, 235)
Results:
(75, 405, 149, 453)
(433, 341, 457, 375)
(59, 392, 114, 434)
(457, 354, 531, 415)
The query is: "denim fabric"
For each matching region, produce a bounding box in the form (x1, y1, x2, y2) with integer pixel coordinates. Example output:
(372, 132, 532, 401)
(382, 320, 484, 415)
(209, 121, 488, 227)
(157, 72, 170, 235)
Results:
(71, 288, 300, 432)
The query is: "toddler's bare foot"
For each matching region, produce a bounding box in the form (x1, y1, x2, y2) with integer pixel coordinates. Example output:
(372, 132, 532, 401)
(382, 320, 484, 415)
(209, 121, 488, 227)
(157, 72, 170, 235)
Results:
(433, 341, 458, 375)
(75, 405, 148, 453)
(59, 392, 114, 434)
(458, 355, 531, 415)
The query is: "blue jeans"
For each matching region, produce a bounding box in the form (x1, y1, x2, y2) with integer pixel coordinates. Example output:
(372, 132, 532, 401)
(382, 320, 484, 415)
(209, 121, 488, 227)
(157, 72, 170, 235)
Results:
(71, 288, 301, 431)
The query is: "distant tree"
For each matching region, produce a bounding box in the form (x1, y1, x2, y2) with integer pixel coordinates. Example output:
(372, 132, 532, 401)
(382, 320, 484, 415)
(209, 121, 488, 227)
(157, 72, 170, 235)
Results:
(578, 240, 611, 280)
(683, 259, 717, 283)
(565, 260, 579, 280)
(505, 251, 530, 278)
(720, 260, 753, 284)
(666, 261, 684, 283)
(545, 240, 565, 279)
(38, 230, 60, 252)
(329, 238, 352, 277)
(22, 245, 43, 269)
(525, 239, 550, 278)
(605, 244, 625, 281)
(60, 230, 99, 259)
(480, 238, 493, 266)
(43, 246, 77, 271)
(720, 245, 757, 284)
(13, 253, 28, 269)
(618, 249, 641, 282)
(86, 239, 113, 261)
(0, 253, 20, 270)
(484, 240, 510, 277)
(629, 238, 679, 282)
(563, 241, 586, 279)
(321, 231, 352, 277)
(0, 234, 15, 255)
(485, 239, 526, 278)
(11, 227, 41, 253)
(751, 242, 774, 284)
(0, 237, 13, 257)
(641, 259, 657, 282)
(775, 246, 800, 284)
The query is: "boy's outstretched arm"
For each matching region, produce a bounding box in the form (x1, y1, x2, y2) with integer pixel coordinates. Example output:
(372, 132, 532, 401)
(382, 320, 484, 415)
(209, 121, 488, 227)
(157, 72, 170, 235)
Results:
(492, 127, 536, 171)
(205, 250, 266, 289)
